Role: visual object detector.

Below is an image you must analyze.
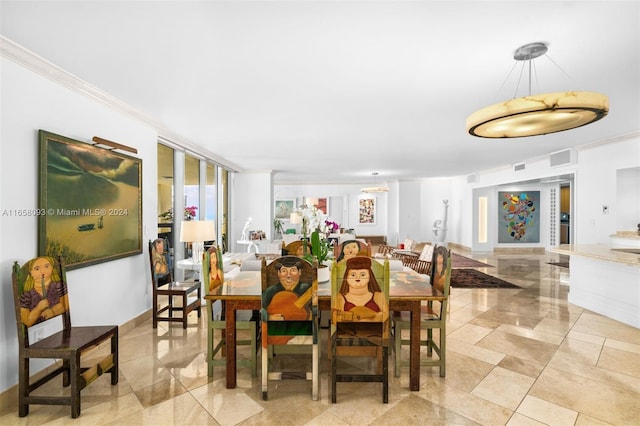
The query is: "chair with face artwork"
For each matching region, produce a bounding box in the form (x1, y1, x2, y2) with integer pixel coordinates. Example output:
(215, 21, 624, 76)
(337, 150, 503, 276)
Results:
(392, 245, 451, 378)
(330, 256, 390, 403)
(260, 255, 319, 401)
(148, 239, 202, 329)
(202, 245, 258, 378)
(282, 240, 312, 257)
(333, 239, 372, 263)
(11, 256, 119, 418)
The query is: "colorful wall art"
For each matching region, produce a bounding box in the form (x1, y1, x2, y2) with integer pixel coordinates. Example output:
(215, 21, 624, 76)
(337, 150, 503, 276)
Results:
(498, 191, 540, 243)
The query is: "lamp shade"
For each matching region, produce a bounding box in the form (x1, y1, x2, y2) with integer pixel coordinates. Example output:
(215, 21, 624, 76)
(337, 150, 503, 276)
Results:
(180, 220, 216, 243)
(290, 212, 302, 224)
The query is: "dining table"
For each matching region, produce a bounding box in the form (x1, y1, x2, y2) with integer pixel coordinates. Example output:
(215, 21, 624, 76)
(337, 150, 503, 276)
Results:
(204, 267, 445, 391)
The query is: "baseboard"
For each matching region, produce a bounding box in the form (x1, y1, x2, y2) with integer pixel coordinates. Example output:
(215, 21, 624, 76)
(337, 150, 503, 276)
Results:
(493, 247, 546, 254)
(0, 310, 151, 413)
(447, 242, 471, 251)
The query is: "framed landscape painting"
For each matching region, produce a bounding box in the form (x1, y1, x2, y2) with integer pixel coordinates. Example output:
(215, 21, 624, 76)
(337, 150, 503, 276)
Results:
(38, 130, 142, 269)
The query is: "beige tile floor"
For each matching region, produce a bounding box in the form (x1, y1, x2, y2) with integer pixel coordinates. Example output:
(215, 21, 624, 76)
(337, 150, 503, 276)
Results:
(2, 250, 639, 425)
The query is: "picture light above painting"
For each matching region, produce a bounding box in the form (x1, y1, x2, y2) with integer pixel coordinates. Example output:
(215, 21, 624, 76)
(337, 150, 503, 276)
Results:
(38, 130, 142, 269)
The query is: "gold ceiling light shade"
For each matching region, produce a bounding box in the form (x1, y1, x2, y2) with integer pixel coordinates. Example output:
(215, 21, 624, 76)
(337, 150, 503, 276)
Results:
(361, 172, 389, 193)
(466, 42, 609, 138)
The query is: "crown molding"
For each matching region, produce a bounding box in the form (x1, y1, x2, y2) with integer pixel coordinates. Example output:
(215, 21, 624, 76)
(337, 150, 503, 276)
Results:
(0, 35, 241, 172)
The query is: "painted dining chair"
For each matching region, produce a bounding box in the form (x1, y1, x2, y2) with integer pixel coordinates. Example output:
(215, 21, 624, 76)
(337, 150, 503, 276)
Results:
(11, 255, 119, 418)
(260, 255, 319, 401)
(330, 256, 390, 403)
(148, 239, 202, 328)
(202, 245, 258, 377)
(392, 245, 451, 378)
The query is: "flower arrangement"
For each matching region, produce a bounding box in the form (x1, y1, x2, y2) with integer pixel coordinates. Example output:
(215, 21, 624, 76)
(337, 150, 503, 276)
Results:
(184, 205, 198, 220)
(292, 205, 340, 265)
(325, 220, 340, 236)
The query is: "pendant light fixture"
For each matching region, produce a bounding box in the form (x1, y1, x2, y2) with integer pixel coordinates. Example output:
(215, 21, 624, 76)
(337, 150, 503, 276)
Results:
(466, 42, 608, 138)
(361, 172, 389, 193)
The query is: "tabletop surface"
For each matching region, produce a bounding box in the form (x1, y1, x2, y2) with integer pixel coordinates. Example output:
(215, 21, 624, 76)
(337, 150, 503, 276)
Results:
(204, 269, 442, 300)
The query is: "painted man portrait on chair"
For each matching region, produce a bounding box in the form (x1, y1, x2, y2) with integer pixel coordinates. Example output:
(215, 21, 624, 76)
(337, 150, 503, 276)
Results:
(263, 257, 313, 321)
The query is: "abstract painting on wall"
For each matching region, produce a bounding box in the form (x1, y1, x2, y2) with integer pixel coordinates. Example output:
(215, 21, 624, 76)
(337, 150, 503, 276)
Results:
(498, 191, 540, 243)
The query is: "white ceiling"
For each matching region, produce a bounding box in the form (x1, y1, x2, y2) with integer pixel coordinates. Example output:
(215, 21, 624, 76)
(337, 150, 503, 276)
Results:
(2, 1, 638, 185)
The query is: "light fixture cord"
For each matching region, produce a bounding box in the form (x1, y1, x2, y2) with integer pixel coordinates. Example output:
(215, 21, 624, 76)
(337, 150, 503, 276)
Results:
(494, 61, 519, 102)
(544, 53, 585, 91)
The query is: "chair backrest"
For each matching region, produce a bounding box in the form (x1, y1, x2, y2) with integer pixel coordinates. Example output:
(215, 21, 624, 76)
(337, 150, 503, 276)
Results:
(331, 256, 389, 331)
(418, 243, 434, 261)
(403, 238, 416, 251)
(376, 244, 394, 257)
(283, 240, 312, 257)
(12, 256, 71, 346)
(261, 255, 317, 321)
(149, 238, 173, 285)
(334, 239, 372, 262)
(202, 245, 225, 293)
(430, 245, 452, 297)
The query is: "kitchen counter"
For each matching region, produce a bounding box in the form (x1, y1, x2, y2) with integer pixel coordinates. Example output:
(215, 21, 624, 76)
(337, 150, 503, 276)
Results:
(551, 244, 640, 266)
(550, 243, 640, 328)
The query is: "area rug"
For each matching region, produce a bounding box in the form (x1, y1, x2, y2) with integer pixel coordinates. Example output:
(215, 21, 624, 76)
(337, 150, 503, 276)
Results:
(451, 253, 493, 269)
(450, 268, 520, 289)
(547, 262, 569, 268)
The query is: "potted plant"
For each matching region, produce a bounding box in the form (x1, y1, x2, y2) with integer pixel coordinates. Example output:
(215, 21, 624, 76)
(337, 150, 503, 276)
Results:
(273, 218, 284, 238)
(304, 230, 332, 282)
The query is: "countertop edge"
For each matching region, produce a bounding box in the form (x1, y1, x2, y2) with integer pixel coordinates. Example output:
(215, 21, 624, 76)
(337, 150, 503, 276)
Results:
(550, 244, 640, 266)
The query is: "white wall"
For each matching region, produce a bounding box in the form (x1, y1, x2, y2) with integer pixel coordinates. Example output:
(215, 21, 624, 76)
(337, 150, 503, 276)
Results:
(273, 135, 640, 252)
(0, 57, 157, 393)
(577, 138, 640, 243)
(231, 171, 273, 251)
(617, 167, 640, 232)
(275, 183, 388, 239)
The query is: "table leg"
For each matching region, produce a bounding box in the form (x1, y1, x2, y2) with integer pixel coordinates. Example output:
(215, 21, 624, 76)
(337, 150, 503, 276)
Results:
(409, 301, 420, 391)
(225, 302, 237, 389)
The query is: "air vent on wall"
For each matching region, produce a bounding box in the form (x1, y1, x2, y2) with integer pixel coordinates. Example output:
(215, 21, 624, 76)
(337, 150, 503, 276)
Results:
(513, 162, 526, 171)
(467, 174, 477, 183)
(550, 148, 577, 167)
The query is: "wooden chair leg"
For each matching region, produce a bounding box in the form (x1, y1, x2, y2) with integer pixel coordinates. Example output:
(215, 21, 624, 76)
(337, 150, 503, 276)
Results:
(251, 321, 258, 378)
(182, 293, 188, 329)
(18, 356, 28, 417)
(331, 334, 337, 403)
(261, 343, 268, 400)
(70, 354, 81, 418)
(393, 320, 402, 378)
(439, 327, 446, 377)
(383, 346, 389, 403)
(312, 342, 319, 401)
(111, 332, 119, 385)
